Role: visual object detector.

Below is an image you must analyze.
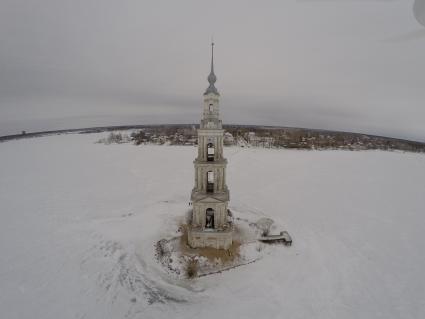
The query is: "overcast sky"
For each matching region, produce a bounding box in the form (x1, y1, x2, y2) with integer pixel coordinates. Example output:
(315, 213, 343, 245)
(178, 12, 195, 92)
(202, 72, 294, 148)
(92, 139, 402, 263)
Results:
(1, 0, 424, 141)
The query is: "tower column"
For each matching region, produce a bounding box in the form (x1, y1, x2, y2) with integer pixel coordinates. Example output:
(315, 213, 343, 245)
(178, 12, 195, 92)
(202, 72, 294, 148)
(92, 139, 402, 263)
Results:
(220, 168, 224, 190)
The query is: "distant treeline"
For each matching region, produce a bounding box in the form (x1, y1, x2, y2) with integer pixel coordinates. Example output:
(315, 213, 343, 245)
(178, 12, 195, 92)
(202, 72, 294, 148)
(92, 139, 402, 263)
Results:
(1, 124, 425, 153)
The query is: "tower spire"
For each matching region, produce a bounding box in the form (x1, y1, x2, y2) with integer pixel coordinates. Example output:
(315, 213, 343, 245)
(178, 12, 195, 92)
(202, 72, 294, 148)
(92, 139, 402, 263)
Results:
(205, 41, 219, 95)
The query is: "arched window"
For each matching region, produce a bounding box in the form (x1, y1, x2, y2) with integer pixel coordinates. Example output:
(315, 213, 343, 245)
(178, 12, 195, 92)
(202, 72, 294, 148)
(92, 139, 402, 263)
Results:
(206, 208, 214, 228)
(207, 171, 214, 193)
(207, 143, 215, 161)
(209, 103, 214, 112)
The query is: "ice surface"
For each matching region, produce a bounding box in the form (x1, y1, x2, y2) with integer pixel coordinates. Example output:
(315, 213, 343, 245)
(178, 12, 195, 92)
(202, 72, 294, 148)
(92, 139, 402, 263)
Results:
(1, 133, 424, 319)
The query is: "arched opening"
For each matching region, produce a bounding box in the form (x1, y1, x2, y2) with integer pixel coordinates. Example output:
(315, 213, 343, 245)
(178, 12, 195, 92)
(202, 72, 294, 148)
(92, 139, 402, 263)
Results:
(209, 103, 214, 112)
(205, 208, 215, 229)
(207, 171, 214, 193)
(207, 143, 215, 161)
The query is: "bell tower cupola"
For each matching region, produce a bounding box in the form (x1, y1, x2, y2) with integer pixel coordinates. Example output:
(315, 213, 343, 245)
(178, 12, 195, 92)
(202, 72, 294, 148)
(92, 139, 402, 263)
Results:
(205, 42, 219, 96)
(201, 42, 222, 130)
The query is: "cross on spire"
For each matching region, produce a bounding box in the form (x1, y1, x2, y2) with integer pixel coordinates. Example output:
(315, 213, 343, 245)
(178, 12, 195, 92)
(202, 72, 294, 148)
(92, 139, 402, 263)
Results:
(211, 39, 214, 73)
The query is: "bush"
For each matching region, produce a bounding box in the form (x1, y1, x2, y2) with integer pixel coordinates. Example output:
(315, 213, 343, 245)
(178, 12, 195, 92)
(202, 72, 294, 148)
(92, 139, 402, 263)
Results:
(131, 130, 146, 145)
(106, 132, 123, 144)
(186, 257, 199, 279)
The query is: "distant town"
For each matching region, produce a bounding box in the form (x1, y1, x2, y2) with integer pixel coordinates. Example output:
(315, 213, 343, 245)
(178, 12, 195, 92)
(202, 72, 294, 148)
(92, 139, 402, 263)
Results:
(101, 124, 425, 153)
(1, 124, 425, 153)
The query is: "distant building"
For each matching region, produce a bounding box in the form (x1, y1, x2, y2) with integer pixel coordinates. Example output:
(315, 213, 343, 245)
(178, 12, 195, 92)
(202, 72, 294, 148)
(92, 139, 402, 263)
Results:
(223, 132, 234, 145)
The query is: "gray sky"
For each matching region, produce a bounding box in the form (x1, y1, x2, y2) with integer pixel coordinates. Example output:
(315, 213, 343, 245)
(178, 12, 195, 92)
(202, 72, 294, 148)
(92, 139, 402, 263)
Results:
(1, 0, 425, 141)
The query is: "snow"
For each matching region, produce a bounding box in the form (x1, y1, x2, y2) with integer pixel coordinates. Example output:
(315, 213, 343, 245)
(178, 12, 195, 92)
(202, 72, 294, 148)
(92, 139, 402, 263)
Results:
(1, 133, 425, 319)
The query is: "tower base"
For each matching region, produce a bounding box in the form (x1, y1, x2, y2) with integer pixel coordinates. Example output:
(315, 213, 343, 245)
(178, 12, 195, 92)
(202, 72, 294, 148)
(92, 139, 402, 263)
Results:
(188, 224, 233, 250)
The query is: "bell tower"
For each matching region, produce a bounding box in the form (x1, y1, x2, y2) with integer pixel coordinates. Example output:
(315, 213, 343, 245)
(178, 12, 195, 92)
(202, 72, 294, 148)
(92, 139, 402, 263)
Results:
(188, 42, 233, 250)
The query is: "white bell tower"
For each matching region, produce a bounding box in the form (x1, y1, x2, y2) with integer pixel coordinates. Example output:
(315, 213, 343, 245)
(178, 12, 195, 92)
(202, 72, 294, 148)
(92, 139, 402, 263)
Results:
(188, 42, 233, 250)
